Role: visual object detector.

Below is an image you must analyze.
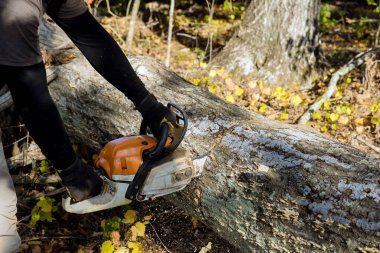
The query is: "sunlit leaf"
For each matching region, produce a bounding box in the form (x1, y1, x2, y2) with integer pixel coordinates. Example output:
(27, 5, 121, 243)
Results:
(334, 91, 342, 98)
(279, 113, 289, 121)
(128, 242, 143, 253)
(355, 118, 370, 126)
(259, 104, 267, 113)
(329, 113, 339, 122)
(312, 111, 322, 121)
(124, 210, 136, 224)
(320, 125, 328, 133)
(234, 87, 245, 96)
(100, 240, 115, 253)
(130, 222, 145, 241)
(331, 123, 337, 131)
(114, 247, 129, 253)
(199, 242, 212, 253)
(208, 70, 216, 77)
(225, 95, 235, 104)
(322, 101, 331, 111)
(291, 95, 303, 107)
(371, 117, 380, 125)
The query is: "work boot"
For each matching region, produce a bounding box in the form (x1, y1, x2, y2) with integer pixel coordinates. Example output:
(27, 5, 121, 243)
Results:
(136, 94, 176, 139)
(58, 158, 103, 202)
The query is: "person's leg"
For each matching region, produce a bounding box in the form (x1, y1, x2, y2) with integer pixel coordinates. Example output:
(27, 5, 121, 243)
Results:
(1, 63, 102, 201)
(0, 130, 21, 253)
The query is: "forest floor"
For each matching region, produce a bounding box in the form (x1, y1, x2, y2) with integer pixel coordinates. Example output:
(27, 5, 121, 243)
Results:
(7, 1, 380, 253)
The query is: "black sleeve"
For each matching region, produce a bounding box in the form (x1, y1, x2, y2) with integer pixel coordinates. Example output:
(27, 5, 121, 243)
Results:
(48, 10, 150, 106)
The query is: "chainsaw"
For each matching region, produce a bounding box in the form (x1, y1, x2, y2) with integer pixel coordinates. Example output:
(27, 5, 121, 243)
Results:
(62, 103, 204, 214)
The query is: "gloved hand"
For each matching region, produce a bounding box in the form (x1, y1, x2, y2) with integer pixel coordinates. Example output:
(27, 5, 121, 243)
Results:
(136, 94, 177, 139)
(58, 158, 103, 202)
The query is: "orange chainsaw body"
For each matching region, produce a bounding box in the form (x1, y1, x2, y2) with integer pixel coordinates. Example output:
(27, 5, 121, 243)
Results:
(95, 135, 158, 177)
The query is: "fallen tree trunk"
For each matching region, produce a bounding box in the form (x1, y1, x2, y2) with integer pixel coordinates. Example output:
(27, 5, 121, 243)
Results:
(20, 21, 380, 252)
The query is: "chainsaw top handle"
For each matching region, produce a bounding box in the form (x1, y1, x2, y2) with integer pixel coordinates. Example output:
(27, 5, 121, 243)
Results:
(140, 103, 188, 159)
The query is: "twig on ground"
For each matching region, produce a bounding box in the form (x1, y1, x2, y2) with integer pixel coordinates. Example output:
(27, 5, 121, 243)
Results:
(352, 133, 380, 154)
(150, 223, 173, 253)
(297, 47, 380, 124)
(22, 235, 98, 242)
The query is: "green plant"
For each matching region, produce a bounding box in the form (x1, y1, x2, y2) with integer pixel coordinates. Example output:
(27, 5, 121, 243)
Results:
(30, 196, 58, 226)
(320, 4, 336, 31)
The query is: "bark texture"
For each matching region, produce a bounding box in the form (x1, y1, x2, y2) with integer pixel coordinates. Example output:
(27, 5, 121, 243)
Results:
(31, 21, 380, 252)
(210, 0, 321, 87)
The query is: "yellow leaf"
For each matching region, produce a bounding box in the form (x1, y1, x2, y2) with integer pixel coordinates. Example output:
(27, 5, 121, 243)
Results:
(312, 111, 322, 121)
(234, 87, 245, 96)
(101, 219, 106, 229)
(279, 113, 289, 121)
(291, 95, 303, 107)
(331, 123, 337, 131)
(372, 117, 380, 124)
(322, 101, 330, 111)
(191, 216, 198, 228)
(114, 247, 129, 253)
(199, 242, 212, 253)
(144, 215, 152, 221)
(225, 95, 235, 104)
(128, 242, 143, 253)
(257, 81, 263, 89)
(207, 84, 220, 94)
(200, 62, 207, 69)
(259, 103, 267, 113)
(334, 91, 342, 98)
(208, 70, 216, 77)
(100, 240, 115, 253)
(329, 113, 339, 122)
(130, 222, 145, 241)
(320, 125, 328, 133)
(216, 68, 225, 77)
(355, 118, 370, 126)
(77, 248, 85, 253)
(124, 210, 136, 224)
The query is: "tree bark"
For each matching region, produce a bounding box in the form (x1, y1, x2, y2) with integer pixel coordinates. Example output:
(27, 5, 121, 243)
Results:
(210, 0, 321, 87)
(16, 21, 380, 253)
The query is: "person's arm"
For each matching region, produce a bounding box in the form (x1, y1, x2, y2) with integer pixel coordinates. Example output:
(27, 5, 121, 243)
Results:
(49, 10, 173, 138)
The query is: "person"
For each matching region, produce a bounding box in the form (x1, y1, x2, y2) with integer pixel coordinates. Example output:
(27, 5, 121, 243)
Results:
(0, 0, 176, 251)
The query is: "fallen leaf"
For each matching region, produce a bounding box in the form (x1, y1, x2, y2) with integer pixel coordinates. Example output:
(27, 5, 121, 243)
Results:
(110, 231, 121, 247)
(225, 95, 235, 104)
(124, 210, 136, 224)
(338, 115, 349, 125)
(100, 241, 114, 253)
(130, 222, 145, 241)
(128, 242, 143, 253)
(115, 247, 129, 253)
(199, 242, 212, 253)
(234, 87, 245, 96)
(191, 216, 198, 228)
(225, 78, 236, 91)
(354, 118, 370, 126)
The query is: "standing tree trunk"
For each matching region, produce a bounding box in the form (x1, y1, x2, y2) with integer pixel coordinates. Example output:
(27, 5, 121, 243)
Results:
(17, 21, 380, 253)
(126, 0, 140, 50)
(210, 0, 321, 87)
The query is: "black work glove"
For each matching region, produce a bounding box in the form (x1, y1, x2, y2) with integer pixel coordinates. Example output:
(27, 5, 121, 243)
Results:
(58, 158, 103, 202)
(136, 94, 177, 139)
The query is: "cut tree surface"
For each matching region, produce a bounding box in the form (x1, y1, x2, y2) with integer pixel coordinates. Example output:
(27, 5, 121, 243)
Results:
(20, 20, 380, 252)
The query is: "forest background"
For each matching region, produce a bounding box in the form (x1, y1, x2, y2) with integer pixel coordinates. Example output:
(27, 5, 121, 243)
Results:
(2, 0, 380, 252)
